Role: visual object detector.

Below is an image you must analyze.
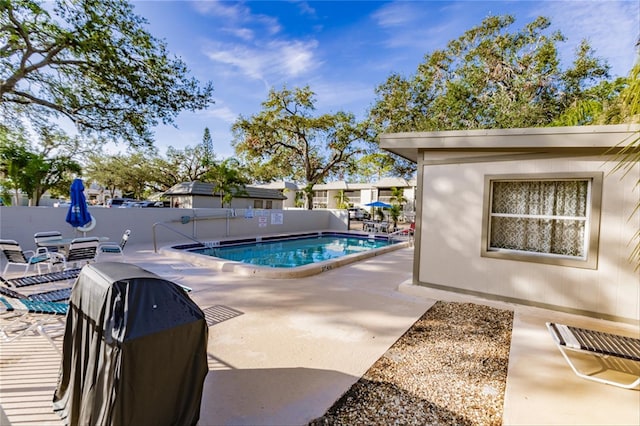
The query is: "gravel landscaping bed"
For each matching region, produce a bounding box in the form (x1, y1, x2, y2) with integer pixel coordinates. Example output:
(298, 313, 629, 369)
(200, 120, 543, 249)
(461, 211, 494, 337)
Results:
(310, 301, 514, 425)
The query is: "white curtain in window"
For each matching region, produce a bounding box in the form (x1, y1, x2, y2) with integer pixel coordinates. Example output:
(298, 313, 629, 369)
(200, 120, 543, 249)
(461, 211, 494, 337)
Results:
(490, 180, 588, 257)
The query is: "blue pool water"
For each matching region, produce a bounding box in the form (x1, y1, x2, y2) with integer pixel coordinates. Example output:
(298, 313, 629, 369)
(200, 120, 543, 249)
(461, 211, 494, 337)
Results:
(191, 234, 396, 268)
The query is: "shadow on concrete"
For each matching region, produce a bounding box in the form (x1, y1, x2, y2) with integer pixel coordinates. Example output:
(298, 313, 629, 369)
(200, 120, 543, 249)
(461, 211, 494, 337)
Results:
(199, 367, 359, 425)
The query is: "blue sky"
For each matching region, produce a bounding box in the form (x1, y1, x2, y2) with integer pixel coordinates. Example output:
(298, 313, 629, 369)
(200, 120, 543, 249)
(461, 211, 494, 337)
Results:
(130, 0, 640, 158)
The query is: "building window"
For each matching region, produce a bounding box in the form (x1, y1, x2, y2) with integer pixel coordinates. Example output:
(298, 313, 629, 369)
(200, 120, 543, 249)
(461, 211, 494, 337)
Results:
(253, 200, 263, 209)
(481, 173, 603, 269)
(265, 200, 273, 209)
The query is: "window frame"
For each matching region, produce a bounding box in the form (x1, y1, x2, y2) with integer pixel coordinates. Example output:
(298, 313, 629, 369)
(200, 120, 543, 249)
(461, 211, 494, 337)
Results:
(481, 172, 603, 269)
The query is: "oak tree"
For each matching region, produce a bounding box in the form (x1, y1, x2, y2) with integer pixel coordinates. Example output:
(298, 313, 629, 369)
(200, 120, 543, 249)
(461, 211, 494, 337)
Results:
(1, 0, 214, 148)
(232, 86, 372, 209)
(369, 15, 611, 175)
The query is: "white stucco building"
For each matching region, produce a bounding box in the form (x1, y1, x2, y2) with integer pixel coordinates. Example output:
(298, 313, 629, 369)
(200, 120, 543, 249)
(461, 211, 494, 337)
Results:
(381, 124, 640, 323)
(254, 179, 417, 218)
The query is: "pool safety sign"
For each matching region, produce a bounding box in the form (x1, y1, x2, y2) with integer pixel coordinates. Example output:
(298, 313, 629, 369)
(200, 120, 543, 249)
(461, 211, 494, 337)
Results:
(258, 216, 267, 227)
(271, 212, 283, 225)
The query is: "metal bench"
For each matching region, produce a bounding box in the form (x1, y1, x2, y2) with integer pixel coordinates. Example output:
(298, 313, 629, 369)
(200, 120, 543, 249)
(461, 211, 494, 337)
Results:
(547, 322, 640, 389)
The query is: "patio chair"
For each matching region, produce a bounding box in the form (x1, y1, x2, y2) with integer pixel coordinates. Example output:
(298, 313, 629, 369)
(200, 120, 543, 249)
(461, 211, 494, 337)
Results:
(60, 237, 99, 269)
(0, 239, 58, 276)
(0, 296, 68, 354)
(546, 322, 640, 389)
(97, 229, 130, 259)
(363, 220, 375, 232)
(34, 231, 63, 253)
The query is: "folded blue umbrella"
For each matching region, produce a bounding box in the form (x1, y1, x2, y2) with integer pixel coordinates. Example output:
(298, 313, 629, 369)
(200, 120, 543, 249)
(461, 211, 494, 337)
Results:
(65, 178, 92, 228)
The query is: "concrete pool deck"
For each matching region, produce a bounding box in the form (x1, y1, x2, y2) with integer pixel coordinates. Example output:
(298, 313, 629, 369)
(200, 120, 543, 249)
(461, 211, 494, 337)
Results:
(0, 243, 638, 425)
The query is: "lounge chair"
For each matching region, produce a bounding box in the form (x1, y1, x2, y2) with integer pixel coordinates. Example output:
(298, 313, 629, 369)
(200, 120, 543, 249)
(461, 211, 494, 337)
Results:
(0, 284, 71, 303)
(0, 239, 59, 276)
(546, 322, 640, 389)
(97, 229, 130, 259)
(0, 296, 68, 354)
(396, 222, 415, 238)
(407, 221, 415, 236)
(60, 237, 99, 269)
(1, 268, 81, 288)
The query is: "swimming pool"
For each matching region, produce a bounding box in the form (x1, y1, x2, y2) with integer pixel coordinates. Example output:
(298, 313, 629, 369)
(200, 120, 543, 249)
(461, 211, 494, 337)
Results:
(160, 231, 412, 278)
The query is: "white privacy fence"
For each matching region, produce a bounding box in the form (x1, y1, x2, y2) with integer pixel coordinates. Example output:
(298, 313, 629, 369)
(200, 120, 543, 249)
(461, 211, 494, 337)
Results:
(0, 207, 348, 256)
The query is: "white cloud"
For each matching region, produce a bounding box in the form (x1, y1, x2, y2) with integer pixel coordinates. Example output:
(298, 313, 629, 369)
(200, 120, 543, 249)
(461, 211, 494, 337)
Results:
(204, 39, 320, 85)
(191, 0, 281, 36)
(273, 40, 319, 76)
(255, 15, 282, 36)
(206, 105, 238, 124)
(372, 2, 419, 28)
(224, 27, 255, 41)
(190, 0, 249, 20)
(294, 1, 317, 17)
(371, 2, 453, 50)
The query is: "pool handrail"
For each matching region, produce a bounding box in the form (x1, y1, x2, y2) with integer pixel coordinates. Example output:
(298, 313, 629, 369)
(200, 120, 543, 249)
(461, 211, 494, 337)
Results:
(152, 222, 205, 253)
(152, 210, 238, 252)
(387, 228, 414, 243)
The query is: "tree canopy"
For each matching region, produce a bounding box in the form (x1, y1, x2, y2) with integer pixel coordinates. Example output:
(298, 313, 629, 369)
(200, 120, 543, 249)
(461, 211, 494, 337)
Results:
(0, 0, 214, 148)
(0, 127, 81, 205)
(368, 14, 611, 174)
(84, 151, 161, 200)
(205, 158, 249, 208)
(83, 143, 218, 200)
(232, 86, 372, 209)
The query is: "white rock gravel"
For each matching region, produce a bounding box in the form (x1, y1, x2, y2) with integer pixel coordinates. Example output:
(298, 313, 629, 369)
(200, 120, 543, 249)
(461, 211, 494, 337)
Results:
(309, 301, 514, 426)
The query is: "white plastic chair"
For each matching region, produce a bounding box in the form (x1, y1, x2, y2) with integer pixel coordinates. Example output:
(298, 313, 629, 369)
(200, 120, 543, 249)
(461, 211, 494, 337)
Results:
(59, 237, 99, 270)
(34, 231, 63, 254)
(97, 230, 130, 259)
(0, 240, 55, 276)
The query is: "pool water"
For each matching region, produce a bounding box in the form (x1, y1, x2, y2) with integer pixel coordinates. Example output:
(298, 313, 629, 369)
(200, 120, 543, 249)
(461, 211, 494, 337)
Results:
(192, 235, 395, 268)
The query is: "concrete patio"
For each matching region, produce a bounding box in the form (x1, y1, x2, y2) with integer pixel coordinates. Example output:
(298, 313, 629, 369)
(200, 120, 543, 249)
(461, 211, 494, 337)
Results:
(1, 243, 638, 425)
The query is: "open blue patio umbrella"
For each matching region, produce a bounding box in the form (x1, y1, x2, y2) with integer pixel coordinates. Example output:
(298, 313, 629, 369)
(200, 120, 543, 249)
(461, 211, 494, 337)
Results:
(66, 178, 92, 228)
(365, 200, 392, 208)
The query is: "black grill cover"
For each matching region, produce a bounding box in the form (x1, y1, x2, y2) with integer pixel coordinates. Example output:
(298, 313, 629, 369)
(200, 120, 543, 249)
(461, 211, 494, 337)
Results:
(53, 262, 208, 426)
